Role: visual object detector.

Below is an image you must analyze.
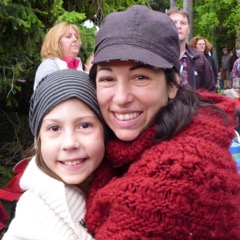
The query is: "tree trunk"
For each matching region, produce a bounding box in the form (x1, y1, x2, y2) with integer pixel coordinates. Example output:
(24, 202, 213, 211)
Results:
(170, 0, 176, 8)
(183, 0, 193, 42)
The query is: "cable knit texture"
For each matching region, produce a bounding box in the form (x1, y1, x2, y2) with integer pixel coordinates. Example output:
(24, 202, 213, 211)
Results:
(3, 157, 94, 240)
(86, 91, 240, 240)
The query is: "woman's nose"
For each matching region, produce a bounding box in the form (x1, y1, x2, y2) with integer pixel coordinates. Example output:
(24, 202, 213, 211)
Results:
(113, 82, 133, 105)
(73, 35, 78, 42)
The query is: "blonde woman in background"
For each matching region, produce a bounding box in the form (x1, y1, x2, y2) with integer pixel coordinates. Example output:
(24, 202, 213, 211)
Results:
(34, 21, 83, 90)
(189, 36, 218, 85)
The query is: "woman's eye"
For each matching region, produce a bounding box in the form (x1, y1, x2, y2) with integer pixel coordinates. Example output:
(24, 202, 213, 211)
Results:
(98, 76, 113, 82)
(135, 75, 148, 80)
(64, 34, 72, 38)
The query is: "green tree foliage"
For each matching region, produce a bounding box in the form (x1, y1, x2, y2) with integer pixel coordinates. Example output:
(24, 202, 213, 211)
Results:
(150, 0, 169, 12)
(193, 0, 240, 50)
(0, 0, 151, 109)
(0, 0, 151, 186)
(62, 0, 151, 25)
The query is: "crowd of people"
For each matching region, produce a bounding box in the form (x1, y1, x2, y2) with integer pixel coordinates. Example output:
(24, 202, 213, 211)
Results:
(1, 4, 240, 240)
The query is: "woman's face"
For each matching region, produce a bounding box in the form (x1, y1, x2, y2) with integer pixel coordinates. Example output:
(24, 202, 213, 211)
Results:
(96, 60, 178, 141)
(59, 27, 80, 58)
(196, 39, 206, 53)
(39, 98, 105, 185)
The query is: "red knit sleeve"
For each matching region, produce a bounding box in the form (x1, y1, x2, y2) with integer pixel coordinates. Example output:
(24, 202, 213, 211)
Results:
(85, 94, 240, 239)
(85, 141, 240, 239)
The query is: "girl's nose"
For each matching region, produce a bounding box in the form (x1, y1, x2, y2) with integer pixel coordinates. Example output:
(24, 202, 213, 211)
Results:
(62, 132, 80, 150)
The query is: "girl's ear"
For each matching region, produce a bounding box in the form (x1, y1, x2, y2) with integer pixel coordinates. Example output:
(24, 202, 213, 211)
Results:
(168, 73, 180, 100)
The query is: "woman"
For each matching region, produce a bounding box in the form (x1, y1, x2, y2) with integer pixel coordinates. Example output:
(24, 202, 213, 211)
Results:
(34, 21, 83, 90)
(189, 36, 218, 84)
(85, 5, 240, 239)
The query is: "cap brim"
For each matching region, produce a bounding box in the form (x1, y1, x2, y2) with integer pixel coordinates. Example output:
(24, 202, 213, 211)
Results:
(93, 44, 173, 69)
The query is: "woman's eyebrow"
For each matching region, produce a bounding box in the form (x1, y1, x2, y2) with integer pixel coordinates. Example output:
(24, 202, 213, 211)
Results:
(97, 66, 113, 73)
(129, 64, 153, 71)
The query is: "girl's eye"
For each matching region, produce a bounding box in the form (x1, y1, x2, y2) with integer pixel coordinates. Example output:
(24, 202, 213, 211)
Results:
(80, 122, 92, 129)
(48, 125, 60, 132)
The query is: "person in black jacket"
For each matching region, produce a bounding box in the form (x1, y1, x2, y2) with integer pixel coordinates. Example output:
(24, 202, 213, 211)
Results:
(167, 8, 216, 92)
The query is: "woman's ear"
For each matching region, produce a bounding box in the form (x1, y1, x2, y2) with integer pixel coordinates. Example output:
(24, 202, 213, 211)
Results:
(168, 73, 180, 100)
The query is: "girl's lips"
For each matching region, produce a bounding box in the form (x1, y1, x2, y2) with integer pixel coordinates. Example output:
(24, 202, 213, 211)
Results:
(59, 158, 87, 167)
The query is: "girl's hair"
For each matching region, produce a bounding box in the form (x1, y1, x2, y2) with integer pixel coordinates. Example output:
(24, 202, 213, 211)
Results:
(34, 137, 63, 182)
(40, 21, 82, 60)
(23, 139, 62, 182)
(189, 36, 212, 55)
(89, 64, 228, 142)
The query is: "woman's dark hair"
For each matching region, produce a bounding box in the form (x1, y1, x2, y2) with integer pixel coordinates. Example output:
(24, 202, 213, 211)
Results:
(90, 64, 229, 142)
(153, 68, 228, 141)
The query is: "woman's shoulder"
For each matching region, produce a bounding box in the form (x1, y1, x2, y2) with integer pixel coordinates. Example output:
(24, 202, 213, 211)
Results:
(39, 57, 62, 66)
(34, 58, 65, 90)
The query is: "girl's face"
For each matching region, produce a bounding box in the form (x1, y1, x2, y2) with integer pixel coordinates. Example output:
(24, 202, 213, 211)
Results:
(39, 98, 105, 185)
(196, 39, 206, 53)
(96, 60, 178, 141)
(59, 27, 80, 58)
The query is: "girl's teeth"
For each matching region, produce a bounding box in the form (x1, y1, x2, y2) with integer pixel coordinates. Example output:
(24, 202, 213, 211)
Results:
(63, 160, 82, 166)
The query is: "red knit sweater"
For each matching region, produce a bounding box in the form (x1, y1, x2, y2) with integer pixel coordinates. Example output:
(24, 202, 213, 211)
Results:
(86, 92, 240, 239)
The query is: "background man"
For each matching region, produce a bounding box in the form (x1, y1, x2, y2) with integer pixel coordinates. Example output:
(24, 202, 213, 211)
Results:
(167, 8, 216, 92)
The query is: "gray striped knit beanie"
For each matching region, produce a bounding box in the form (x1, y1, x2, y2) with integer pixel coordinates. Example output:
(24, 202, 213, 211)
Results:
(29, 69, 103, 137)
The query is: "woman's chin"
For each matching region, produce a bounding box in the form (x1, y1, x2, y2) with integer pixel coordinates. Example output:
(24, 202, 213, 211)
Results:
(114, 129, 141, 141)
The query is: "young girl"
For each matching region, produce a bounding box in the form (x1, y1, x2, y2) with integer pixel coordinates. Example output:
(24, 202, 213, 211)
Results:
(3, 69, 106, 240)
